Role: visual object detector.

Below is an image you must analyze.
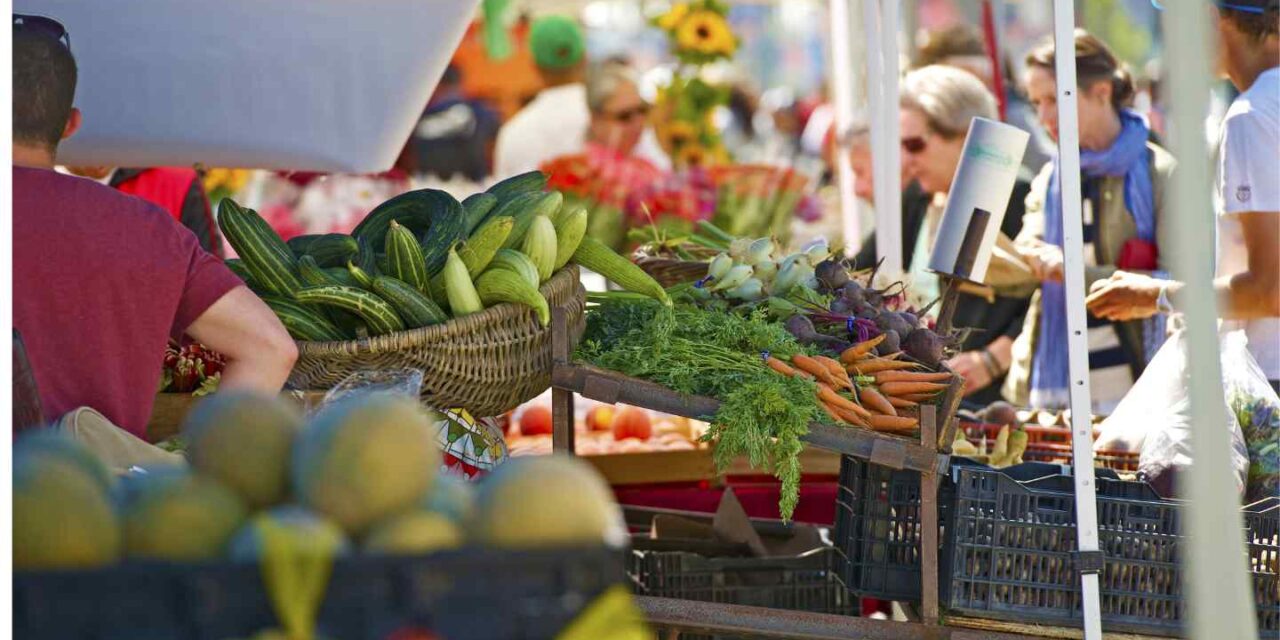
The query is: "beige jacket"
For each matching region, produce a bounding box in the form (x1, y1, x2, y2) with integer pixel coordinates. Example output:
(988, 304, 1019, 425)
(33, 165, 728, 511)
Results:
(1002, 143, 1177, 405)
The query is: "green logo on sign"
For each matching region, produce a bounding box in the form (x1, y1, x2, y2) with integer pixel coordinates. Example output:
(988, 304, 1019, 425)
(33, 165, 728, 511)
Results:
(966, 144, 1015, 168)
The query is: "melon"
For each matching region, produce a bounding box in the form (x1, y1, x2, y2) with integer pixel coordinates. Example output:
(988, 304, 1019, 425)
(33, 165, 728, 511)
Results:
(228, 505, 348, 562)
(292, 394, 441, 534)
(15, 429, 114, 491)
(472, 455, 626, 549)
(119, 466, 248, 561)
(419, 473, 475, 525)
(13, 442, 121, 570)
(183, 391, 303, 509)
(364, 510, 462, 555)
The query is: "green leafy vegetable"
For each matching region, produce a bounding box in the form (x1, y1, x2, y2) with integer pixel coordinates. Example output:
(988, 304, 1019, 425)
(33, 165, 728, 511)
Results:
(577, 298, 817, 519)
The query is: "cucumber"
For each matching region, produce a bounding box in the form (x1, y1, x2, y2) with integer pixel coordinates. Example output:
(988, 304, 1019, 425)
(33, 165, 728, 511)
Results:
(572, 236, 670, 305)
(303, 233, 360, 268)
(428, 215, 513, 302)
(224, 258, 255, 285)
(354, 235, 379, 276)
(261, 296, 346, 342)
(292, 285, 406, 336)
(487, 249, 540, 289)
(298, 255, 342, 287)
(323, 267, 362, 288)
(461, 192, 499, 234)
(217, 199, 302, 296)
(346, 260, 375, 289)
(486, 170, 547, 203)
(384, 221, 429, 293)
(501, 190, 562, 251)
(286, 234, 322, 256)
(417, 190, 467, 277)
(351, 189, 441, 249)
(372, 276, 448, 328)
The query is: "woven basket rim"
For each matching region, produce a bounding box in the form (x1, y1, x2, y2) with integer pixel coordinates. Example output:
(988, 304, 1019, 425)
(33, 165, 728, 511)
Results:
(295, 265, 580, 356)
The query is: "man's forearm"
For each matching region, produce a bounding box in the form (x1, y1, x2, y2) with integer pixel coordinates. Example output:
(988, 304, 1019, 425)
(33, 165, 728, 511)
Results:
(217, 356, 293, 394)
(1216, 271, 1280, 320)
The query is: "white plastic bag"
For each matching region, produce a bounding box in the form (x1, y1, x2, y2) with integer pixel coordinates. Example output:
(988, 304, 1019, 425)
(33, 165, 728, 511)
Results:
(1221, 332, 1280, 503)
(1107, 329, 1251, 496)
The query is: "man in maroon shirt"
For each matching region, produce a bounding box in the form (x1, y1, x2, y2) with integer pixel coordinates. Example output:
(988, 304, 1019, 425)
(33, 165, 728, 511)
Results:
(13, 17, 297, 439)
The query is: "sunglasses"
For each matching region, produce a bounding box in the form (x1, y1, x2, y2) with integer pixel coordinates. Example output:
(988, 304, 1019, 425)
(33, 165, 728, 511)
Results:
(603, 104, 650, 124)
(13, 14, 71, 51)
(901, 136, 928, 154)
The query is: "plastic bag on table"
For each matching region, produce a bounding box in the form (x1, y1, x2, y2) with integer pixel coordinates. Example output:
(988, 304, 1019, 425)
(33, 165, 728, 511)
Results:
(1119, 329, 1251, 497)
(316, 368, 424, 410)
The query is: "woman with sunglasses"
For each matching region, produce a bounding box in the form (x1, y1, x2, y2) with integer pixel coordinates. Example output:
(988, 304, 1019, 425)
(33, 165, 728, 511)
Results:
(1002, 30, 1177, 413)
(863, 65, 1033, 404)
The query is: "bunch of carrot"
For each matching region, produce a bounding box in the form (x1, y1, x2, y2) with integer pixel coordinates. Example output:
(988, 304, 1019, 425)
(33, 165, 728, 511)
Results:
(764, 333, 953, 435)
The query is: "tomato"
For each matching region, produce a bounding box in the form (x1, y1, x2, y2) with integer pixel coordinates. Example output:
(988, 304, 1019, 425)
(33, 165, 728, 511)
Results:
(611, 407, 653, 441)
(585, 405, 615, 432)
(519, 405, 553, 436)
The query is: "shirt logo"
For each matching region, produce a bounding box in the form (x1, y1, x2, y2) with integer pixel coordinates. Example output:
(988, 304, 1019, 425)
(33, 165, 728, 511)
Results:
(1237, 185, 1252, 203)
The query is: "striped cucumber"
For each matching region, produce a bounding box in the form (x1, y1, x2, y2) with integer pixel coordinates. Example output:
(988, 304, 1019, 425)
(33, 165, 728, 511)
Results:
(303, 233, 360, 268)
(217, 199, 302, 296)
(521, 215, 557, 283)
(500, 190, 562, 251)
(346, 260, 375, 289)
(286, 234, 321, 256)
(261, 296, 346, 342)
(487, 249, 540, 289)
(486, 170, 547, 203)
(298, 255, 342, 287)
(461, 192, 499, 234)
(442, 249, 483, 316)
(428, 215, 513, 301)
(384, 220, 429, 292)
(572, 236, 670, 305)
(351, 189, 439, 249)
(293, 285, 406, 336)
(476, 269, 550, 326)
(552, 206, 588, 270)
(372, 276, 448, 328)
(418, 190, 467, 277)
(224, 258, 256, 285)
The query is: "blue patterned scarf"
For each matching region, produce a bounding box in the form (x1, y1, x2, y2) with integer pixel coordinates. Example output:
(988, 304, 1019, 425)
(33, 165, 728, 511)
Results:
(1031, 110, 1154, 408)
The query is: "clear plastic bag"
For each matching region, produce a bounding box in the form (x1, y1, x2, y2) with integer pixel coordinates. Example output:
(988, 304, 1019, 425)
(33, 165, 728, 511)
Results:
(1221, 331, 1280, 503)
(317, 368, 424, 409)
(1109, 329, 1252, 496)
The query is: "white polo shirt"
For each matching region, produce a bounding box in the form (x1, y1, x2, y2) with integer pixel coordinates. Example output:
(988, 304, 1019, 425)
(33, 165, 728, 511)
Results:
(1216, 67, 1280, 380)
(494, 83, 589, 180)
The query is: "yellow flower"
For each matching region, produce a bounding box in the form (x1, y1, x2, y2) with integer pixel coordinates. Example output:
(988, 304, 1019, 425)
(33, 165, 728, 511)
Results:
(677, 143, 710, 168)
(203, 168, 250, 194)
(657, 3, 690, 31)
(675, 11, 735, 57)
(660, 120, 699, 154)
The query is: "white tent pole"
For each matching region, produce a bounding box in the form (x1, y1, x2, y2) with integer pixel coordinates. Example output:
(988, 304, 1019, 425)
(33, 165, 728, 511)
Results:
(1049, 3, 1103, 638)
(828, 0, 862, 258)
(878, 0, 902, 276)
(1160, 5, 1259, 639)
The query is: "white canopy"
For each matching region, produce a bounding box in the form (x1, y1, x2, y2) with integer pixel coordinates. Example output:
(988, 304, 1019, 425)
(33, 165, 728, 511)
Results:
(16, 0, 480, 172)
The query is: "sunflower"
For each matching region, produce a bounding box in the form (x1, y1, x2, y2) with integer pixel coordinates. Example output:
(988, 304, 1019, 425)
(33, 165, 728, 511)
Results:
(656, 3, 690, 32)
(659, 120, 699, 154)
(677, 143, 710, 168)
(675, 10, 735, 57)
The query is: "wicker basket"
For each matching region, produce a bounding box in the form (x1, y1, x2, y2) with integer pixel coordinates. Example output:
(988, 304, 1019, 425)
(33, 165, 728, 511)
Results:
(288, 266, 586, 417)
(635, 258, 708, 289)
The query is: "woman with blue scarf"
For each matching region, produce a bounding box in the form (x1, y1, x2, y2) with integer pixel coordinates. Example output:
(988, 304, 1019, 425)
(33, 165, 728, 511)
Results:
(1002, 31, 1177, 413)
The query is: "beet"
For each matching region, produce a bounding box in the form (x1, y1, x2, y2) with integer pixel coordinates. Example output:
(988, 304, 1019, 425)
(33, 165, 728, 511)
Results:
(902, 328, 946, 367)
(899, 312, 920, 329)
(785, 314, 852, 352)
(853, 302, 879, 319)
(840, 282, 866, 306)
(981, 401, 1021, 428)
(814, 259, 850, 292)
(875, 329, 901, 356)
(830, 297, 853, 314)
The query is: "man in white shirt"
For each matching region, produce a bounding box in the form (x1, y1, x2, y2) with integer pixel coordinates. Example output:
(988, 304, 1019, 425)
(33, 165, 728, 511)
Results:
(493, 16, 589, 179)
(1087, 0, 1280, 389)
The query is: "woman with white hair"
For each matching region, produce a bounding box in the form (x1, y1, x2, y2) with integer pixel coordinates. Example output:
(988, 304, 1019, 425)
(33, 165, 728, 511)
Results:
(856, 64, 1033, 404)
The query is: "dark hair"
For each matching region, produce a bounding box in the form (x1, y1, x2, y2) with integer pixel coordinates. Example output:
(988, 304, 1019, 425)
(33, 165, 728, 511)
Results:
(1025, 29, 1135, 112)
(916, 25, 985, 68)
(13, 29, 77, 149)
(1221, 4, 1279, 42)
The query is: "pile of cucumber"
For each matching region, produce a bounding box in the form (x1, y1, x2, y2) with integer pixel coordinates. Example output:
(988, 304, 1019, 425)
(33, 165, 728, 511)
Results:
(220, 171, 669, 342)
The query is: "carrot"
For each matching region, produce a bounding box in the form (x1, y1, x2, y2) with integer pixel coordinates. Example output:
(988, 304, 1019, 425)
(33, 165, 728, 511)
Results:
(902, 392, 941, 402)
(867, 414, 920, 431)
(816, 356, 855, 390)
(849, 359, 922, 375)
(840, 334, 885, 363)
(834, 405, 869, 428)
(880, 381, 950, 396)
(859, 387, 897, 416)
(818, 383, 862, 414)
(872, 370, 955, 384)
(818, 400, 846, 425)
(843, 397, 873, 418)
(765, 356, 798, 378)
(792, 354, 838, 386)
(888, 397, 918, 409)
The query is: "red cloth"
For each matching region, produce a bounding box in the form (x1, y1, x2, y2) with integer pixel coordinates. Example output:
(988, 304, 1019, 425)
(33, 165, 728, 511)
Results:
(613, 475, 840, 526)
(14, 168, 242, 438)
(1115, 238, 1159, 272)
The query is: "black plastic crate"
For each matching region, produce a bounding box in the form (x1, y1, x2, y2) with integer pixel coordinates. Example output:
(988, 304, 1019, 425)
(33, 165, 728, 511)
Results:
(833, 455, 1067, 602)
(945, 467, 1280, 637)
(628, 546, 854, 639)
(15, 547, 625, 640)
